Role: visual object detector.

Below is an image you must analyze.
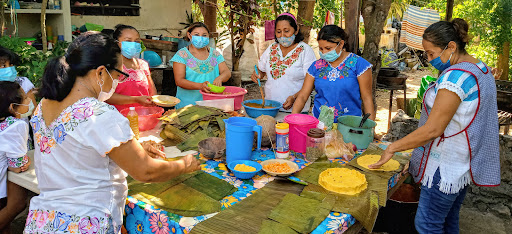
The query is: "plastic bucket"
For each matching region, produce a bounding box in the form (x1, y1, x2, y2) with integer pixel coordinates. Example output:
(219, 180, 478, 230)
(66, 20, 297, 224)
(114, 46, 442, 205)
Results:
(200, 86, 247, 110)
(224, 117, 262, 164)
(120, 106, 164, 131)
(337, 115, 376, 149)
(284, 114, 319, 153)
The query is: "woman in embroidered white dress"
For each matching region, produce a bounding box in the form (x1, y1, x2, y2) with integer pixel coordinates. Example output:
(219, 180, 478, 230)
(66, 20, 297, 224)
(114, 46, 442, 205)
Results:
(24, 32, 201, 234)
(250, 13, 316, 112)
(370, 19, 500, 233)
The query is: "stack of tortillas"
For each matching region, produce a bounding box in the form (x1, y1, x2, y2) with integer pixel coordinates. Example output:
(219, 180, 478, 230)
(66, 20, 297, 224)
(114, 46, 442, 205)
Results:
(357, 154, 400, 171)
(319, 168, 368, 195)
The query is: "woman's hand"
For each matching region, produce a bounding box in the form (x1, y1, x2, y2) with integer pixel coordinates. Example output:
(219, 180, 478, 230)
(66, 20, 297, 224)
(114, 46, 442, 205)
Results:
(368, 145, 395, 169)
(141, 141, 166, 159)
(179, 154, 201, 173)
(251, 70, 261, 83)
(283, 95, 296, 110)
(200, 81, 211, 93)
(134, 96, 154, 106)
(20, 158, 31, 172)
(213, 77, 223, 86)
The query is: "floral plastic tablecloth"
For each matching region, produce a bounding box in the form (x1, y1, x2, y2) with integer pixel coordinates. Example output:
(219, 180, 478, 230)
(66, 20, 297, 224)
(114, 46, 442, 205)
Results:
(124, 141, 405, 234)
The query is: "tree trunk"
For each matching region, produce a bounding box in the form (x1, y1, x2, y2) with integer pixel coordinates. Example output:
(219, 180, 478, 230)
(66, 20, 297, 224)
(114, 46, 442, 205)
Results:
(344, 0, 360, 54)
(361, 0, 392, 112)
(445, 0, 454, 21)
(1, 0, 5, 36)
(41, 0, 48, 52)
(497, 41, 510, 80)
(297, 0, 316, 43)
(203, 0, 217, 34)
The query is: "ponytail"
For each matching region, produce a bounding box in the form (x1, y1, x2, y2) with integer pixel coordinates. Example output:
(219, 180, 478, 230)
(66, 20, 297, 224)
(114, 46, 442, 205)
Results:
(39, 32, 121, 101)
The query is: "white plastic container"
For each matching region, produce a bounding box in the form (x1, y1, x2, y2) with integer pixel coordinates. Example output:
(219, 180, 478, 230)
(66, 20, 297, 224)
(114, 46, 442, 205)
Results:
(275, 123, 289, 159)
(196, 98, 235, 112)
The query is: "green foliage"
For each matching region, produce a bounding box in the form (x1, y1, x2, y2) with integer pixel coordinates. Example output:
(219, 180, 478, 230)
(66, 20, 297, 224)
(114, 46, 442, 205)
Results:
(0, 36, 70, 87)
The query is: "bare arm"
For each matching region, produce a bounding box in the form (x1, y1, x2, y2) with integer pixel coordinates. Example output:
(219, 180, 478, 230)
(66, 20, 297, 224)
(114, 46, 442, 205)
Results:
(250, 69, 267, 83)
(369, 89, 461, 168)
(106, 93, 153, 106)
(146, 70, 158, 96)
(213, 62, 232, 86)
(109, 139, 200, 182)
(291, 74, 315, 114)
(173, 62, 210, 92)
(357, 69, 376, 120)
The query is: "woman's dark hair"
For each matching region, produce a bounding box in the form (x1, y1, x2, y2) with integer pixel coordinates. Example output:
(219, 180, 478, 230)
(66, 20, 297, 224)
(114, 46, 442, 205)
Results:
(113, 24, 139, 40)
(274, 14, 304, 44)
(0, 81, 23, 120)
(39, 32, 121, 101)
(186, 22, 210, 41)
(0, 46, 20, 66)
(317, 25, 347, 49)
(423, 18, 470, 53)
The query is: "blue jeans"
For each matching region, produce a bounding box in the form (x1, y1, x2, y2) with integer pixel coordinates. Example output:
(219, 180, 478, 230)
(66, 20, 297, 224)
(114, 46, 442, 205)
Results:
(415, 169, 468, 234)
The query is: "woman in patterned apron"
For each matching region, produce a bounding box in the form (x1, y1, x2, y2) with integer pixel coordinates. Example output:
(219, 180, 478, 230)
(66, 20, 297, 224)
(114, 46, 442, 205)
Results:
(370, 18, 500, 234)
(251, 13, 317, 112)
(171, 22, 231, 108)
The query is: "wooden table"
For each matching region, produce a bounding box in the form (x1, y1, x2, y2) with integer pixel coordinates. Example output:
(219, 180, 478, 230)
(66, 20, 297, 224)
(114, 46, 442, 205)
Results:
(377, 82, 407, 131)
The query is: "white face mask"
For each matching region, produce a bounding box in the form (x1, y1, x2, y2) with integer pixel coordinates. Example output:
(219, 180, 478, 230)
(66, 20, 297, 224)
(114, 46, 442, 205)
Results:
(12, 98, 34, 118)
(97, 70, 119, 102)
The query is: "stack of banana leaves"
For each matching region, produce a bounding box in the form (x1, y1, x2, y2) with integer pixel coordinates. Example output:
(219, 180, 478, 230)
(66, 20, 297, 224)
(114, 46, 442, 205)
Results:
(160, 105, 230, 151)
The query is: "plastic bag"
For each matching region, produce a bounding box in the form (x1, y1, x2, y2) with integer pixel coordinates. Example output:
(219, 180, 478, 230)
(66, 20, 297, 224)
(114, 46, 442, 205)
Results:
(318, 105, 335, 131)
(325, 130, 355, 160)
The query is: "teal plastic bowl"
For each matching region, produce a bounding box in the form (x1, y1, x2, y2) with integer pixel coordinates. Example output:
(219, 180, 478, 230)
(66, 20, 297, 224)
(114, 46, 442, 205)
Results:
(337, 115, 376, 150)
(242, 99, 282, 118)
(228, 160, 262, 179)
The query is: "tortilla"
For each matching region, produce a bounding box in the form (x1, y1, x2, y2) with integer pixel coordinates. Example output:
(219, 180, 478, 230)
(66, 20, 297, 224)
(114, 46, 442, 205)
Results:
(357, 154, 400, 171)
(318, 168, 367, 195)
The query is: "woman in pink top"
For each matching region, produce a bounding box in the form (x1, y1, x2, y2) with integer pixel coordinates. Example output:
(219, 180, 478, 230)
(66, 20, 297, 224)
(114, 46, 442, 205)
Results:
(107, 24, 157, 111)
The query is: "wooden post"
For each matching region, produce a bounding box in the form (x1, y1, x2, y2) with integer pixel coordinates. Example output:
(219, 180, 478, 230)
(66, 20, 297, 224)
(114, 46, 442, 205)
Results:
(445, 0, 454, 21)
(41, 0, 48, 53)
(204, 0, 217, 34)
(297, 0, 316, 43)
(1, 0, 5, 36)
(344, 0, 360, 54)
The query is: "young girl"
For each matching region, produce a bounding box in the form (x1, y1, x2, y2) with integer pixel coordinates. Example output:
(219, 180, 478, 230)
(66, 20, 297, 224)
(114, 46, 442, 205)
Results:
(0, 81, 31, 232)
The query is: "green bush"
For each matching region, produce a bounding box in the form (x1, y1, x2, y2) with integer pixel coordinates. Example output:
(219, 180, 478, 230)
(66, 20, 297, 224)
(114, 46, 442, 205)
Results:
(0, 36, 69, 88)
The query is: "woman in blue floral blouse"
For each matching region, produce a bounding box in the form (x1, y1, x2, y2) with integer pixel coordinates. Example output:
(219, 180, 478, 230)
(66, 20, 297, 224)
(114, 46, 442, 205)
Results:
(171, 22, 231, 108)
(292, 25, 375, 122)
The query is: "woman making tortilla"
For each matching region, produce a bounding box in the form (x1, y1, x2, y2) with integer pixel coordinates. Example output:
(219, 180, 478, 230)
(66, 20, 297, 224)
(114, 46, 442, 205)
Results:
(171, 22, 231, 108)
(370, 18, 500, 233)
(107, 24, 157, 111)
(251, 13, 316, 112)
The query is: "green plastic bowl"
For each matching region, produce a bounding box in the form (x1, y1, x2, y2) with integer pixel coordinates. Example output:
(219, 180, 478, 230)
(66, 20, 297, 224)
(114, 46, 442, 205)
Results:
(207, 83, 226, 93)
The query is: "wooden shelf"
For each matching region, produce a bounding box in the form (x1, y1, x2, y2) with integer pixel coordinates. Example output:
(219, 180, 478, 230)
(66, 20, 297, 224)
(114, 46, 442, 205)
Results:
(4, 9, 64, 14)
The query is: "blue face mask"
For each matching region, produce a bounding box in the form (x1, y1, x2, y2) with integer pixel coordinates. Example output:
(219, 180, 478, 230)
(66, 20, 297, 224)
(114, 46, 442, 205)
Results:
(429, 46, 453, 71)
(277, 34, 296, 47)
(0, 66, 17, 82)
(319, 43, 342, 62)
(121, 41, 142, 59)
(191, 36, 210, 49)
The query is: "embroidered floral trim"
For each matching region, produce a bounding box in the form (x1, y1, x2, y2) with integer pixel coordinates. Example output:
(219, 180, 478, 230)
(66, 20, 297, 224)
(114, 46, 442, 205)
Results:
(178, 48, 220, 75)
(30, 98, 114, 155)
(269, 43, 305, 80)
(0, 116, 18, 131)
(119, 60, 150, 83)
(8, 154, 29, 168)
(314, 54, 358, 81)
(24, 209, 118, 234)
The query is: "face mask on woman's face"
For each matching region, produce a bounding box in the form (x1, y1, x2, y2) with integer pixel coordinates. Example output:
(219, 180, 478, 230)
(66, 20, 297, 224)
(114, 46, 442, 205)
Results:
(319, 42, 342, 62)
(277, 34, 296, 47)
(121, 41, 142, 59)
(191, 35, 210, 49)
(97, 70, 119, 102)
(0, 66, 17, 82)
(429, 45, 453, 71)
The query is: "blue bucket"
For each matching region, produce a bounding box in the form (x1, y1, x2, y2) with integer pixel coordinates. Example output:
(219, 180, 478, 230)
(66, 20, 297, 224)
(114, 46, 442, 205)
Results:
(224, 117, 262, 165)
(337, 115, 376, 149)
(242, 99, 282, 118)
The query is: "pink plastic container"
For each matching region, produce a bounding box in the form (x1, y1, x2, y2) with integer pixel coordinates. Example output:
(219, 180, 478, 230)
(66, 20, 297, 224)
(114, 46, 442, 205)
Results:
(284, 114, 319, 154)
(120, 106, 164, 132)
(200, 86, 247, 110)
